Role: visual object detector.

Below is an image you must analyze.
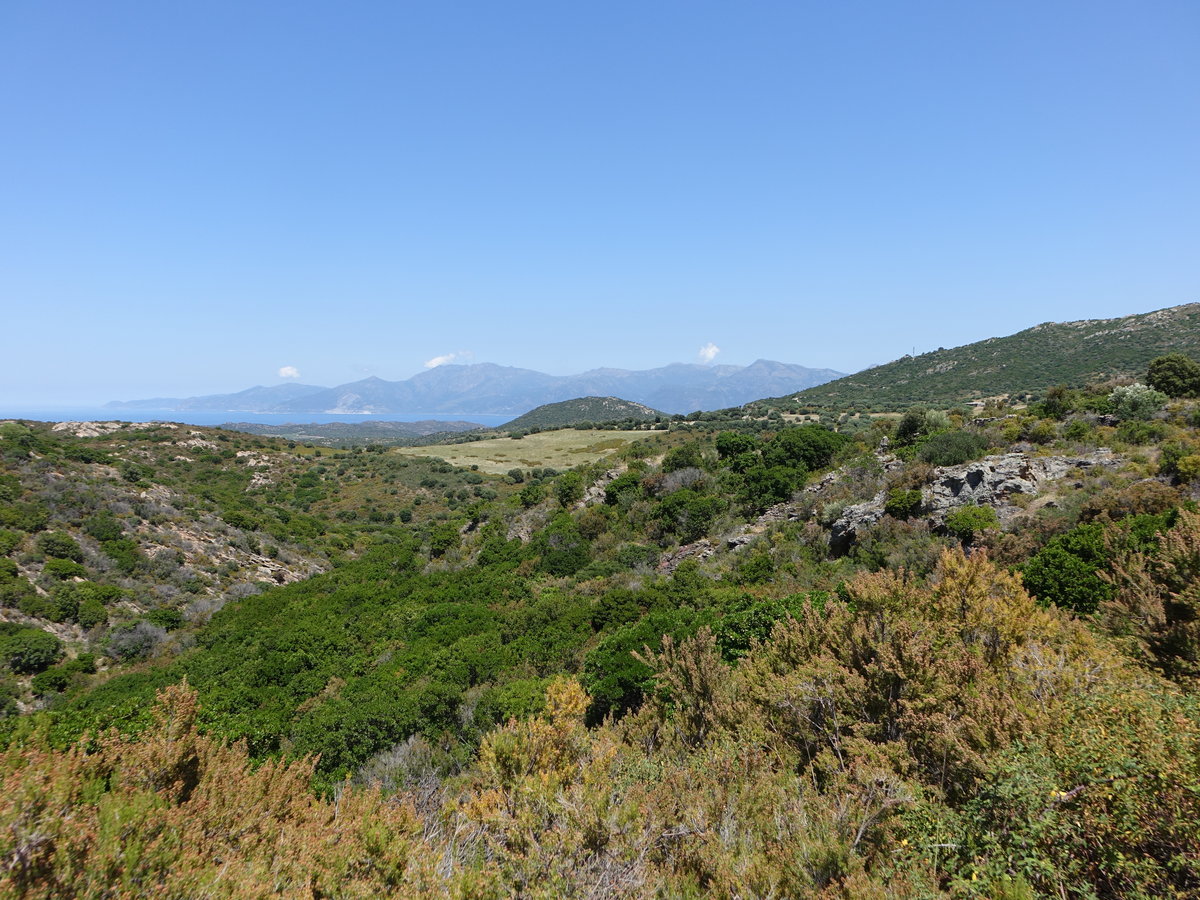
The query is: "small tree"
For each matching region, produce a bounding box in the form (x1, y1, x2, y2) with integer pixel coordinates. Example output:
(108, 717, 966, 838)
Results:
(1147, 353, 1200, 398)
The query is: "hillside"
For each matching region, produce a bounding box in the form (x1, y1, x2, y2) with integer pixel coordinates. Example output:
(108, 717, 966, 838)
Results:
(501, 396, 664, 431)
(783, 302, 1200, 410)
(6, 389, 1200, 897)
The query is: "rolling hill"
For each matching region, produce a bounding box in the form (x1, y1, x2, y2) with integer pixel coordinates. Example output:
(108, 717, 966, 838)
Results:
(500, 396, 664, 431)
(783, 302, 1200, 410)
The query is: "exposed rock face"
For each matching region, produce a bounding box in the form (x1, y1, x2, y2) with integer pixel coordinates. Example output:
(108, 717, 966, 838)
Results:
(657, 539, 716, 574)
(50, 421, 175, 438)
(830, 450, 1118, 551)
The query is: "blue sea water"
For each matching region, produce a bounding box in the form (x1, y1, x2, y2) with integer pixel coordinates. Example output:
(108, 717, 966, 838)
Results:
(0, 407, 515, 429)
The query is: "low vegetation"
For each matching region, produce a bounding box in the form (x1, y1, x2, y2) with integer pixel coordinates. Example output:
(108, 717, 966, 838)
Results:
(4, 351, 1200, 895)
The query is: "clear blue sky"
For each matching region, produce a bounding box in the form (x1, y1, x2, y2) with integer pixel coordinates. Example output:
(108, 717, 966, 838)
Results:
(2, 1, 1197, 405)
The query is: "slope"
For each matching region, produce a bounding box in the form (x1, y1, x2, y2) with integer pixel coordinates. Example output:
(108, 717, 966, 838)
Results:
(784, 302, 1200, 410)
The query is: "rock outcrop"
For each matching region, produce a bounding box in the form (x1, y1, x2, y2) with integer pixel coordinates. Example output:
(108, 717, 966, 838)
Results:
(830, 450, 1118, 551)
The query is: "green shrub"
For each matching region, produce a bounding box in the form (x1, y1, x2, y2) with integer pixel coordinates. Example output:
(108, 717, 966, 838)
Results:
(944, 505, 1000, 542)
(0, 529, 23, 555)
(42, 558, 87, 580)
(1176, 455, 1200, 483)
(917, 430, 990, 466)
(884, 489, 923, 520)
(0, 626, 64, 674)
(145, 608, 185, 631)
(31, 667, 71, 696)
(1063, 419, 1094, 442)
(657, 489, 726, 544)
(35, 531, 83, 562)
(1115, 420, 1167, 445)
(1147, 352, 1200, 398)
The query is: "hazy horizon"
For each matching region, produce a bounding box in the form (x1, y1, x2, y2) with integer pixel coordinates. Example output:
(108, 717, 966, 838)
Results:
(3, 2, 1196, 405)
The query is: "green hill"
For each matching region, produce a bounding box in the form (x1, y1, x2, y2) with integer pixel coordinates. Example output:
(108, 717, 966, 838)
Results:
(501, 396, 664, 431)
(782, 302, 1200, 410)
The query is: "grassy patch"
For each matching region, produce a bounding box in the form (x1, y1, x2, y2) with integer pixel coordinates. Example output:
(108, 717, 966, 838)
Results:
(391, 430, 647, 473)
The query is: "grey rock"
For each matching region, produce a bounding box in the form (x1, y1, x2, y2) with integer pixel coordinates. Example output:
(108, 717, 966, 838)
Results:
(830, 449, 1118, 552)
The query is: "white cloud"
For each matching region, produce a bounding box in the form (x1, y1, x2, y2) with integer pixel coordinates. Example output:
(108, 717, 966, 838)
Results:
(278, 365, 301, 379)
(424, 350, 473, 369)
(697, 342, 720, 364)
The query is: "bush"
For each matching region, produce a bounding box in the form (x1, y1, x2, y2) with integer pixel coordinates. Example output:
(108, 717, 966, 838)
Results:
(944, 505, 1000, 542)
(661, 444, 703, 474)
(884, 489, 923, 520)
(554, 471, 585, 506)
(31, 667, 70, 696)
(145, 608, 185, 631)
(1115, 420, 1167, 445)
(1147, 352, 1200, 398)
(657, 489, 726, 544)
(0, 529, 23, 555)
(517, 482, 545, 509)
(106, 621, 168, 661)
(1108, 383, 1167, 421)
(42, 558, 87, 580)
(917, 430, 990, 466)
(36, 531, 83, 562)
(1176, 455, 1200, 483)
(0, 626, 64, 674)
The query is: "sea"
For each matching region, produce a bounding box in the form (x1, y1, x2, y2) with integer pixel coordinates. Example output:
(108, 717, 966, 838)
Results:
(0, 407, 516, 429)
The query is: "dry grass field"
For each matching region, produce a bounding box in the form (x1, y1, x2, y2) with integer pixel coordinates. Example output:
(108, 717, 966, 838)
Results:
(390, 429, 653, 474)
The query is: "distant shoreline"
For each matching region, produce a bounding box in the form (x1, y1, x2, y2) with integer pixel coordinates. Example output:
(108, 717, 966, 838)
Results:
(0, 407, 515, 429)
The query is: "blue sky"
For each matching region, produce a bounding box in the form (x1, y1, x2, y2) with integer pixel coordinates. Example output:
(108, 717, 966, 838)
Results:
(2, 1, 1197, 405)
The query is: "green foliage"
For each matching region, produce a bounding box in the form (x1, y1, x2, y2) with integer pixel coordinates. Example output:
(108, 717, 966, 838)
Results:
(661, 443, 702, 473)
(917, 428, 990, 466)
(884, 488, 923, 520)
(553, 470, 584, 506)
(145, 608, 185, 631)
(1035, 384, 1078, 418)
(0, 502, 48, 533)
(944, 504, 1000, 542)
(40, 558, 87, 580)
(534, 513, 591, 576)
(1115, 418, 1167, 444)
(656, 488, 726, 544)
(1146, 351, 1200, 398)
(792, 302, 1200, 409)
(0, 529, 22, 555)
(714, 431, 757, 460)
(517, 482, 545, 508)
(31, 667, 70, 696)
(1021, 516, 1171, 615)
(0, 625, 63, 674)
(894, 406, 951, 446)
(428, 522, 460, 557)
(738, 465, 803, 513)
(761, 425, 849, 471)
(603, 471, 643, 505)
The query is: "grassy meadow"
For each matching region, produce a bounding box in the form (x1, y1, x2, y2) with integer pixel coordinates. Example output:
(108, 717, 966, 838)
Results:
(390, 428, 652, 473)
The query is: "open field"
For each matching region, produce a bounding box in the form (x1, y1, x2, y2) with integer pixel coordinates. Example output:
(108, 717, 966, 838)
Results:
(390, 429, 652, 473)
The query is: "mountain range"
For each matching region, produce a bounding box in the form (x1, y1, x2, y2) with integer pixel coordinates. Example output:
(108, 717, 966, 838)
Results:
(107, 360, 845, 416)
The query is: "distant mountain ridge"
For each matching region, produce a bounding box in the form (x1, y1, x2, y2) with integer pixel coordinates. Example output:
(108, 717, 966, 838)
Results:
(108, 360, 845, 416)
(785, 302, 1200, 410)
